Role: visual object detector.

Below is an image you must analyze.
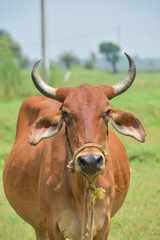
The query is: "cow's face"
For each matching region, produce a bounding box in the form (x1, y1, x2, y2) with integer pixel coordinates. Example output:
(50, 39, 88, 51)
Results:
(58, 84, 112, 175)
(29, 83, 145, 176)
(29, 53, 146, 176)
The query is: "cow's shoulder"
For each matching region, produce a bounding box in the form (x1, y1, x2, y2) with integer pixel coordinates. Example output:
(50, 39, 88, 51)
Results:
(108, 129, 129, 173)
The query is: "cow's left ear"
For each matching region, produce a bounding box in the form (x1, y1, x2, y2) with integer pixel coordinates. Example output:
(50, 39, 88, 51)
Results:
(108, 109, 146, 142)
(29, 111, 63, 146)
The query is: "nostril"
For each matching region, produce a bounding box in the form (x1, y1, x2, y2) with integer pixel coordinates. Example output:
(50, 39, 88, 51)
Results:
(78, 157, 86, 168)
(96, 155, 103, 167)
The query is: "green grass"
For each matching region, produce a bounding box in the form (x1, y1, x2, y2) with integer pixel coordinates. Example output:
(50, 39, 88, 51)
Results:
(0, 99, 22, 163)
(0, 67, 160, 239)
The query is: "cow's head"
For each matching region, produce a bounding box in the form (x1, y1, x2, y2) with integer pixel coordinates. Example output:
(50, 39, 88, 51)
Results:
(29, 53, 146, 176)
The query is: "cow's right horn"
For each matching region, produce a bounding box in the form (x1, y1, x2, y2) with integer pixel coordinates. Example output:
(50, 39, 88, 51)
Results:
(31, 59, 57, 99)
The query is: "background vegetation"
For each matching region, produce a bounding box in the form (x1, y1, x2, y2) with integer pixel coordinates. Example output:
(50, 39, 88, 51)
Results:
(0, 30, 160, 240)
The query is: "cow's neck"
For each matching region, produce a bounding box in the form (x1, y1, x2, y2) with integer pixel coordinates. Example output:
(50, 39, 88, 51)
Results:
(70, 171, 101, 240)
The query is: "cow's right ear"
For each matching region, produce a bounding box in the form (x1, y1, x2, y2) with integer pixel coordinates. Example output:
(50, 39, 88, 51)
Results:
(28, 111, 63, 146)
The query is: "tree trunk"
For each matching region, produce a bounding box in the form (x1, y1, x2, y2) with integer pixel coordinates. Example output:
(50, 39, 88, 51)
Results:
(112, 62, 117, 74)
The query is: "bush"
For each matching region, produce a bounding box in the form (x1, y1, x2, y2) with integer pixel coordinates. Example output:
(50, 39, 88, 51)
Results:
(84, 60, 94, 70)
(0, 50, 36, 99)
(0, 50, 21, 99)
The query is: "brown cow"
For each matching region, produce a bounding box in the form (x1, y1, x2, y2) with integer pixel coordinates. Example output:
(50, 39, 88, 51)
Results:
(3, 53, 146, 240)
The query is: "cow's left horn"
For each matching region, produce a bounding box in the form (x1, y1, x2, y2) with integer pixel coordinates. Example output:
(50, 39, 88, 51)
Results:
(31, 59, 57, 99)
(112, 52, 136, 97)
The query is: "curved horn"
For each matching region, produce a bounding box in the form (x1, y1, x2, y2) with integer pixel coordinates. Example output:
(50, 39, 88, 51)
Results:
(112, 52, 136, 97)
(31, 59, 57, 99)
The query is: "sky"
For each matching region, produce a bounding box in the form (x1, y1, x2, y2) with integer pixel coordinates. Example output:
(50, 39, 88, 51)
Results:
(1, 0, 160, 61)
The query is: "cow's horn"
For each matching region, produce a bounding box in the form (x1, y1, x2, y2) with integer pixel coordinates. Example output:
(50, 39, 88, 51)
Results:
(112, 52, 136, 97)
(31, 59, 57, 99)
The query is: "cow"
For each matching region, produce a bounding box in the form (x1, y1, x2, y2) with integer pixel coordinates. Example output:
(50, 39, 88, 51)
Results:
(3, 53, 146, 240)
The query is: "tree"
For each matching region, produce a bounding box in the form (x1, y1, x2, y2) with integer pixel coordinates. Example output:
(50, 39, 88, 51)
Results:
(0, 29, 29, 68)
(99, 42, 120, 73)
(84, 60, 94, 70)
(59, 51, 78, 70)
(84, 52, 96, 70)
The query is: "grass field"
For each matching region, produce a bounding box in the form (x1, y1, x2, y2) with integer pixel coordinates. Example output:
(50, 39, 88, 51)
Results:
(0, 67, 160, 239)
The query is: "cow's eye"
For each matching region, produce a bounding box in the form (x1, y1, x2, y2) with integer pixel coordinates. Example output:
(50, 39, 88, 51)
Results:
(62, 111, 73, 126)
(106, 109, 111, 117)
(62, 111, 69, 119)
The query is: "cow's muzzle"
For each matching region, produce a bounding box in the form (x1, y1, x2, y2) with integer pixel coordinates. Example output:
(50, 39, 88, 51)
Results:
(67, 143, 109, 175)
(77, 153, 104, 175)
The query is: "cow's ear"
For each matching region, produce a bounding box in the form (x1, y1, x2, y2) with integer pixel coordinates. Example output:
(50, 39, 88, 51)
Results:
(29, 111, 63, 145)
(108, 109, 146, 142)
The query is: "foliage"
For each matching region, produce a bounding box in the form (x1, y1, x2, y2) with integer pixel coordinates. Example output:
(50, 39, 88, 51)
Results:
(59, 51, 78, 69)
(99, 42, 120, 73)
(0, 30, 32, 99)
(84, 60, 94, 69)
(0, 53, 35, 100)
(84, 52, 96, 70)
(0, 29, 29, 68)
(0, 50, 20, 99)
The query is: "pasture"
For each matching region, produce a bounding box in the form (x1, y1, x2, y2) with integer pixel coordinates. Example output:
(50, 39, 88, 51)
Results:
(0, 67, 160, 239)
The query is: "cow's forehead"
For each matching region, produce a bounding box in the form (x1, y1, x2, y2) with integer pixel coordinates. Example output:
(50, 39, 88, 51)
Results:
(57, 83, 112, 114)
(56, 83, 114, 102)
